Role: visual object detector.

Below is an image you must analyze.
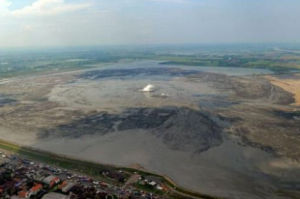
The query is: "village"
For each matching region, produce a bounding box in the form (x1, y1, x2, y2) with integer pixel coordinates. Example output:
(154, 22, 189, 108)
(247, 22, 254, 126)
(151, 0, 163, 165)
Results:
(0, 150, 168, 199)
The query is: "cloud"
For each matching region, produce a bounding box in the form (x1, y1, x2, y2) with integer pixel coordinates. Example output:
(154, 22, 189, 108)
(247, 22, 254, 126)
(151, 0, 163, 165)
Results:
(0, 0, 10, 8)
(0, 0, 11, 15)
(9, 0, 91, 17)
(1, 0, 300, 47)
(22, 24, 33, 31)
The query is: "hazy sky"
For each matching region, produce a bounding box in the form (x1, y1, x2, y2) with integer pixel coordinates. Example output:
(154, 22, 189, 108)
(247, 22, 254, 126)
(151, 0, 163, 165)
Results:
(0, 0, 300, 47)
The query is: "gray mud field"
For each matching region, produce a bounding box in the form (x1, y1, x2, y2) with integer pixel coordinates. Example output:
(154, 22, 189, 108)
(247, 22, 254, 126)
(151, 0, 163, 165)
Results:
(0, 61, 299, 199)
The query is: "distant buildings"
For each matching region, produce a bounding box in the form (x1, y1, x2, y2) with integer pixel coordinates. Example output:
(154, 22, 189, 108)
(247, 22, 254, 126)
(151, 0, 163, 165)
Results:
(0, 151, 165, 199)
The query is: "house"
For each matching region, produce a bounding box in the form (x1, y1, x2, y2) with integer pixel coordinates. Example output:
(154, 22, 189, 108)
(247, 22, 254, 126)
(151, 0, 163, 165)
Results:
(156, 185, 163, 190)
(58, 181, 68, 190)
(18, 190, 29, 198)
(148, 181, 157, 186)
(17, 184, 43, 198)
(58, 181, 75, 193)
(100, 182, 108, 188)
(43, 176, 60, 187)
(62, 183, 75, 193)
(29, 183, 43, 196)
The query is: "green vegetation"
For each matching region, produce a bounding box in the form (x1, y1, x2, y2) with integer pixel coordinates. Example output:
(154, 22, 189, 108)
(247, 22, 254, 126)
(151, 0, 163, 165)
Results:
(1, 45, 300, 79)
(0, 51, 119, 78)
(134, 183, 164, 195)
(159, 53, 300, 73)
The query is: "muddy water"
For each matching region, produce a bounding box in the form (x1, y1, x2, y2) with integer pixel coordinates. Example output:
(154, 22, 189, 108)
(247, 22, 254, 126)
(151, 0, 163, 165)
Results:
(33, 130, 290, 199)
(48, 78, 219, 112)
(48, 60, 273, 112)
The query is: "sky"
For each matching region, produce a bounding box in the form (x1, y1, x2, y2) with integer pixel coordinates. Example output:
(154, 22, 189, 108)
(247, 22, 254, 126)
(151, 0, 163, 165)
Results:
(0, 0, 300, 47)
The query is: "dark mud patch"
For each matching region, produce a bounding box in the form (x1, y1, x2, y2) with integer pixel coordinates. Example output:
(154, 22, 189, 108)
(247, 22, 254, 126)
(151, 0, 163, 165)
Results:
(154, 108, 226, 152)
(197, 96, 240, 109)
(273, 110, 300, 120)
(228, 126, 277, 155)
(39, 107, 227, 153)
(79, 67, 201, 80)
(238, 135, 276, 154)
(0, 95, 16, 107)
(273, 73, 300, 80)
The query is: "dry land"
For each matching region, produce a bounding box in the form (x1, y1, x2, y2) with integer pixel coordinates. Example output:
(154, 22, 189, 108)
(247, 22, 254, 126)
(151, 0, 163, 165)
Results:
(266, 74, 300, 106)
